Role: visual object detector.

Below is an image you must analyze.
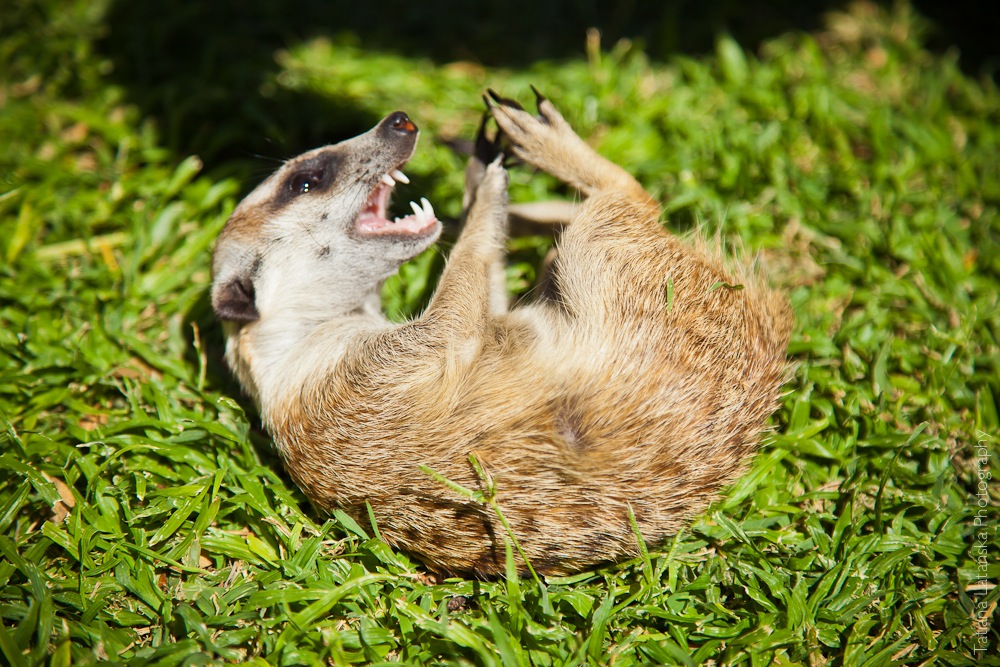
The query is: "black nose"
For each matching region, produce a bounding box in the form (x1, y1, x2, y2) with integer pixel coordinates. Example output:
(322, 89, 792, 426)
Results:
(382, 111, 418, 136)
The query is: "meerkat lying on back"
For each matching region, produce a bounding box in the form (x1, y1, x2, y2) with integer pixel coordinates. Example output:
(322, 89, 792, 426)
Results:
(211, 91, 792, 577)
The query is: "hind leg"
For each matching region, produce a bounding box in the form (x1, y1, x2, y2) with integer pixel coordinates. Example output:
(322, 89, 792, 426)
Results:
(489, 89, 655, 212)
(488, 90, 677, 253)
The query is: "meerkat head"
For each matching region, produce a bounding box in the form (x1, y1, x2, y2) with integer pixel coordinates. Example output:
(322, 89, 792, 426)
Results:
(211, 112, 441, 327)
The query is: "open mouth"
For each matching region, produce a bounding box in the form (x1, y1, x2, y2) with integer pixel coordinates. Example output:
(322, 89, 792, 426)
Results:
(355, 167, 439, 237)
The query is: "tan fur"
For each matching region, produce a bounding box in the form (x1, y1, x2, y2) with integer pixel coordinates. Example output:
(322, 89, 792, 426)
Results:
(212, 96, 792, 577)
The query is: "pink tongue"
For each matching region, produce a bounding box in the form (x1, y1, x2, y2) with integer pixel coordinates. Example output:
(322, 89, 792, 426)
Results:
(356, 210, 436, 236)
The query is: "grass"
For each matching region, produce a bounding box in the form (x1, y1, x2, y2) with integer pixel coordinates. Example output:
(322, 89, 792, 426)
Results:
(1, 0, 999, 664)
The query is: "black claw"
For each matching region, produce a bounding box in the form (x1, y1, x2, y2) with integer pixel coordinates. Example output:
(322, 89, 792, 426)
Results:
(475, 111, 490, 140)
(486, 88, 524, 110)
(530, 85, 552, 124)
(474, 112, 501, 166)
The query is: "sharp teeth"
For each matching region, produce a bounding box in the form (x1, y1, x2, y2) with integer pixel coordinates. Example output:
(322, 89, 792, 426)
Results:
(391, 169, 410, 184)
(420, 197, 435, 219)
(381, 173, 396, 187)
(410, 200, 424, 222)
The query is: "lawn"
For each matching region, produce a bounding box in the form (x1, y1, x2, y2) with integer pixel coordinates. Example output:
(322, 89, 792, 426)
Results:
(1, 0, 998, 664)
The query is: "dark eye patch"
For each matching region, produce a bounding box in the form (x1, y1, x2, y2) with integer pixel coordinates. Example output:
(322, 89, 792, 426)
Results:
(271, 152, 342, 209)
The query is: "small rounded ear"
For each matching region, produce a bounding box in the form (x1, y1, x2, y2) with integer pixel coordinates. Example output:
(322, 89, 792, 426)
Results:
(212, 276, 259, 323)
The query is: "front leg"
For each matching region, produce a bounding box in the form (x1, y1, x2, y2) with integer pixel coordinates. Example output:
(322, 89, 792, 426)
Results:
(421, 128, 510, 331)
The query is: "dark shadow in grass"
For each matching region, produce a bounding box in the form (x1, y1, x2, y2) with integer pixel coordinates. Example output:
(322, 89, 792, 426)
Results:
(98, 0, 995, 175)
(911, 0, 999, 79)
(184, 291, 278, 457)
(184, 291, 332, 518)
(97, 0, 867, 173)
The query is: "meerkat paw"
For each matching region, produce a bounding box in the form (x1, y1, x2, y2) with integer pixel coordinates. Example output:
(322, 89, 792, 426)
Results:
(471, 156, 509, 214)
(487, 87, 577, 166)
(488, 87, 649, 202)
(487, 88, 613, 195)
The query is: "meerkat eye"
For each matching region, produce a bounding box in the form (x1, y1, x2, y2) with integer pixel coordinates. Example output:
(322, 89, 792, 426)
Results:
(288, 169, 326, 194)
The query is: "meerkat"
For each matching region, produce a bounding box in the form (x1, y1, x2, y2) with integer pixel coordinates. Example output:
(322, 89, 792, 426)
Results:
(211, 91, 793, 577)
